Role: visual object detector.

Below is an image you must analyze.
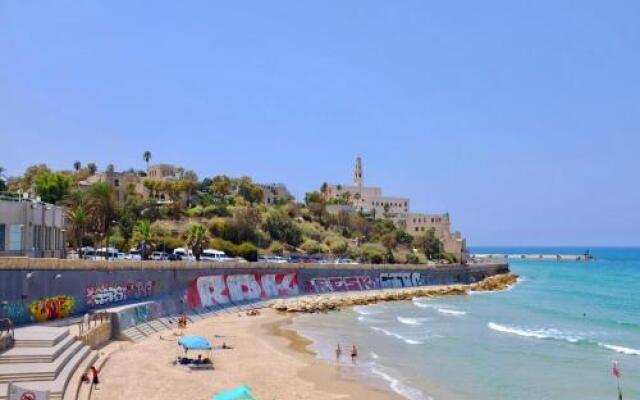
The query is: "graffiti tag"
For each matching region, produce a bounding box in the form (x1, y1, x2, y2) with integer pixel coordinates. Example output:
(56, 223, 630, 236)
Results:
(28, 296, 75, 322)
(303, 275, 378, 294)
(379, 272, 423, 288)
(86, 281, 155, 306)
(187, 273, 299, 308)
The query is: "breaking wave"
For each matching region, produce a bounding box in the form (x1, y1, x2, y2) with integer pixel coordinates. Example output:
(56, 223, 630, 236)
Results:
(371, 365, 432, 400)
(488, 322, 640, 356)
(397, 316, 430, 325)
(437, 308, 467, 316)
(354, 305, 382, 315)
(371, 327, 424, 345)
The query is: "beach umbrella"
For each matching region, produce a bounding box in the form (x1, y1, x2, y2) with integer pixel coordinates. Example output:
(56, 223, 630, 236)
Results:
(212, 385, 255, 400)
(178, 335, 212, 351)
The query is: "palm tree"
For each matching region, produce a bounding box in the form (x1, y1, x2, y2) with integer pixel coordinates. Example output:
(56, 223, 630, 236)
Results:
(86, 182, 116, 258)
(143, 151, 152, 171)
(63, 191, 89, 257)
(87, 163, 97, 175)
(320, 182, 329, 199)
(184, 223, 208, 261)
(132, 220, 153, 259)
(73, 161, 81, 172)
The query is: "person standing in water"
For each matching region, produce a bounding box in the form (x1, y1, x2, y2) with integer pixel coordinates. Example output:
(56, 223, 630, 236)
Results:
(336, 344, 342, 362)
(351, 344, 358, 364)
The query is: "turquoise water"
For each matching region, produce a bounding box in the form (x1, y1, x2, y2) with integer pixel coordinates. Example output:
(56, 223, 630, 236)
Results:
(294, 247, 640, 400)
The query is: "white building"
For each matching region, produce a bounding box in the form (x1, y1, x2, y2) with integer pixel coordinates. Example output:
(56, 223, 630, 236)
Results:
(0, 194, 66, 258)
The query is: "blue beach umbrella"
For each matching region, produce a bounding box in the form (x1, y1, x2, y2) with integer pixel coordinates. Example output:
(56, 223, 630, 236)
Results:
(212, 385, 255, 400)
(178, 335, 212, 351)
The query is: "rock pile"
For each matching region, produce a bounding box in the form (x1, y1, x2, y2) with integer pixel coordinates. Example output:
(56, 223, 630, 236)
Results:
(270, 273, 518, 313)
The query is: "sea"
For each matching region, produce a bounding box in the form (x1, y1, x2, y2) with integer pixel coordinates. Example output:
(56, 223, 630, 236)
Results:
(293, 247, 640, 400)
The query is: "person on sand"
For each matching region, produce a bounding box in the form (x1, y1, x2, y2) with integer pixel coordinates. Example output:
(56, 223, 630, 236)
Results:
(90, 365, 100, 390)
(351, 345, 358, 364)
(336, 344, 342, 362)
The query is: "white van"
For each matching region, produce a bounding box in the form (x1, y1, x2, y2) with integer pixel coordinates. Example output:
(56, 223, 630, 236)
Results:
(96, 247, 119, 259)
(80, 246, 97, 260)
(201, 249, 234, 262)
(126, 249, 142, 261)
(173, 247, 195, 261)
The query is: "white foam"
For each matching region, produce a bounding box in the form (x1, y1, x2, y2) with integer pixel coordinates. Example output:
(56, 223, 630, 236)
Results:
(397, 316, 430, 325)
(371, 366, 432, 400)
(371, 327, 424, 345)
(354, 305, 382, 315)
(437, 308, 467, 316)
(358, 316, 383, 324)
(599, 343, 640, 356)
(370, 351, 380, 359)
(487, 322, 581, 343)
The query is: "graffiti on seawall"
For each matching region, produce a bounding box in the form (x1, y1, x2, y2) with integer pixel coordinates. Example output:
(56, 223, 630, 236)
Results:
(0, 301, 26, 320)
(303, 276, 378, 294)
(187, 272, 299, 308)
(379, 272, 424, 289)
(28, 295, 75, 322)
(86, 280, 155, 307)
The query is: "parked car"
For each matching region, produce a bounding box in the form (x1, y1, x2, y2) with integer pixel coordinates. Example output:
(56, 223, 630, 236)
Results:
(150, 251, 169, 260)
(257, 255, 288, 264)
(201, 249, 234, 262)
(125, 249, 142, 261)
(336, 258, 359, 265)
(96, 247, 119, 259)
(80, 246, 97, 260)
(172, 247, 195, 261)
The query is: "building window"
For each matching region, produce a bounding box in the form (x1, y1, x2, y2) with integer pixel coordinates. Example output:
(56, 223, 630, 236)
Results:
(9, 224, 22, 251)
(0, 224, 5, 251)
(114, 179, 120, 187)
(421, 227, 425, 231)
(415, 227, 419, 232)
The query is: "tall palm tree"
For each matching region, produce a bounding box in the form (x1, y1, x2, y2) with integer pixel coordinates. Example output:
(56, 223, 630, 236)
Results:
(87, 163, 97, 175)
(63, 191, 89, 257)
(143, 151, 152, 171)
(184, 223, 208, 261)
(73, 161, 81, 172)
(86, 182, 116, 258)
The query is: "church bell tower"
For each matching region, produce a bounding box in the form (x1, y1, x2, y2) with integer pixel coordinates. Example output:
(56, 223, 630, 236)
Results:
(353, 156, 363, 187)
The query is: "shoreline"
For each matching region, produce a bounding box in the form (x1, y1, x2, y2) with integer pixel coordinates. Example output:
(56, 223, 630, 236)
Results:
(92, 308, 403, 400)
(92, 275, 518, 400)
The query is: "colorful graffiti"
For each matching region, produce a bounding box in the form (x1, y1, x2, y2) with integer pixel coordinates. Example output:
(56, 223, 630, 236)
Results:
(86, 280, 155, 307)
(187, 272, 299, 308)
(28, 296, 75, 322)
(1, 301, 26, 321)
(303, 275, 378, 294)
(379, 272, 423, 288)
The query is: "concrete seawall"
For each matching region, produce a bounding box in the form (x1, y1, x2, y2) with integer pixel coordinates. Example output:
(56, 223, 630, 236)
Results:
(0, 258, 508, 325)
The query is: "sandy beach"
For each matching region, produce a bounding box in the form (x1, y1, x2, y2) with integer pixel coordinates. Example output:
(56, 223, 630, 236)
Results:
(93, 308, 402, 400)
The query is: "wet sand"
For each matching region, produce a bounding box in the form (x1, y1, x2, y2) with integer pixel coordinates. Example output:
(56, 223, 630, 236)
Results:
(93, 308, 401, 400)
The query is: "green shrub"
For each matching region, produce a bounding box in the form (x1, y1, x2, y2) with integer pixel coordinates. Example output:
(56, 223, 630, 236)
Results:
(441, 252, 458, 264)
(301, 239, 323, 254)
(236, 242, 258, 261)
(210, 238, 237, 257)
(268, 241, 285, 255)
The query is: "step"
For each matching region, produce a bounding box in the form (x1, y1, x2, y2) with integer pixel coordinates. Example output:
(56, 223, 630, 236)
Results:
(75, 351, 109, 400)
(0, 336, 75, 364)
(9, 345, 92, 400)
(62, 350, 99, 400)
(13, 326, 69, 348)
(0, 341, 84, 383)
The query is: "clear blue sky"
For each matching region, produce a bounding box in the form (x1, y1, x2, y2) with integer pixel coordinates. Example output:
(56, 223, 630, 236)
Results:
(2, 1, 639, 246)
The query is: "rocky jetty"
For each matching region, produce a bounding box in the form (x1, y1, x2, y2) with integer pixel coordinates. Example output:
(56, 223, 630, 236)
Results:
(270, 273, 519, 313)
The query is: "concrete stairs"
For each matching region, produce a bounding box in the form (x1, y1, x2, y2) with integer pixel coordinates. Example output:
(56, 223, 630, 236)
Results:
(0, 326, 94, 400)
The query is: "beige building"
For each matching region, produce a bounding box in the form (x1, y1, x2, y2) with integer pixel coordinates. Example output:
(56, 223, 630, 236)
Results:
(325, 157, 468, 261)
(0, 195, 65, 258)
(81, 164, 192, 205)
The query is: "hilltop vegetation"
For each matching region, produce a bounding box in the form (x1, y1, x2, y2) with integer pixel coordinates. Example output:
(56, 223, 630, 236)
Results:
(0, 158, 453, 264)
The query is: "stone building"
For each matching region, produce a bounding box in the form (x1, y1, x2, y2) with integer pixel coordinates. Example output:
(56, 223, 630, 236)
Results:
(0, 194, 65, 258)
(324, 157, 468, 261)
(81, 163, 192, 205)
(258, 183, 292, 205)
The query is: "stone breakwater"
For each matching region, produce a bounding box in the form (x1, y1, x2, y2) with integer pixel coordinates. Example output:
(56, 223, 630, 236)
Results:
(270, 273, 519, 313)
